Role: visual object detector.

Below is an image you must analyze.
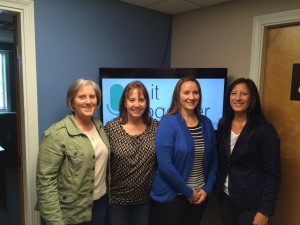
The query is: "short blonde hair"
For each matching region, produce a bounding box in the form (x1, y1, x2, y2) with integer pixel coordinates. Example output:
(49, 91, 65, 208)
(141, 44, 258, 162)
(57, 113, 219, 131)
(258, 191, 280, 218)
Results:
(66, 78, 101, 112)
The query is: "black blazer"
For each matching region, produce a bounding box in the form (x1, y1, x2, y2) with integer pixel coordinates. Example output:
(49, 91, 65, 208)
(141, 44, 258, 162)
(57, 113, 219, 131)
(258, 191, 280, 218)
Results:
(215, 119, 280, 216)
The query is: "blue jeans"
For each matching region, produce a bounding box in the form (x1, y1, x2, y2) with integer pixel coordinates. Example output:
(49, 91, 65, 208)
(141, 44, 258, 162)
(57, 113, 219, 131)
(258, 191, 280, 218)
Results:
(148, 195, 207, 225)
(106, 202, 150, 225)
(218, 192, 256, 225)
(77, 194, 108, 225)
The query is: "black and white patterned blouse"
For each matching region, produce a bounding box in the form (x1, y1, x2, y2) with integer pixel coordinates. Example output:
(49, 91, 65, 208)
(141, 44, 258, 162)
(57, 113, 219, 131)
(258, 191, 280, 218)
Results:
(104, 119, 159, 205)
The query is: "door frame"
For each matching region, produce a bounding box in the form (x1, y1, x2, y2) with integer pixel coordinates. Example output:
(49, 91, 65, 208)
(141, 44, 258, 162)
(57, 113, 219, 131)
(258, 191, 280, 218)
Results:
(250, 8, 300, 94)
(0, 1, 39, 225)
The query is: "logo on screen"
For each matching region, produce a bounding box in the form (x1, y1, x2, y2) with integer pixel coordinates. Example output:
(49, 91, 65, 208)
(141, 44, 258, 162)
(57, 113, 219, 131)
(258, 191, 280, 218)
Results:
(106, 84, 124, 115)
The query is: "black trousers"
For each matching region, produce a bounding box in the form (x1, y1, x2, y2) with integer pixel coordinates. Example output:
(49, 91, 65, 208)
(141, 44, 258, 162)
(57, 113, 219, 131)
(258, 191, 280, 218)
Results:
(148, 195, 207, 225)
(218, 192, 257, 225)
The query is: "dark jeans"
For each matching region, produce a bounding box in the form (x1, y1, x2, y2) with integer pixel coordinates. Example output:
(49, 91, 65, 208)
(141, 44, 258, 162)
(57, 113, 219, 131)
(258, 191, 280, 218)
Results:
(218, 192, 256, 225)
(77, 194, 108, 225)
(106, 202, 150, 225)
(42, 194, 108, 225)
(148, 195, 207, 225)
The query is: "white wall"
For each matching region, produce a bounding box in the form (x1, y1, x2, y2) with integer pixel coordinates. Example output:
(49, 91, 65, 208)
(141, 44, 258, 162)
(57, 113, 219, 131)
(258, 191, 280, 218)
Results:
(171, 0, 300, 84)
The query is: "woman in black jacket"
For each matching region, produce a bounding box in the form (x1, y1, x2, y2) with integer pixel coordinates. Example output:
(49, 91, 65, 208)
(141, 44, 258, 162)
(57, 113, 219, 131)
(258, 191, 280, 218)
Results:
(215, 78, 281, 225)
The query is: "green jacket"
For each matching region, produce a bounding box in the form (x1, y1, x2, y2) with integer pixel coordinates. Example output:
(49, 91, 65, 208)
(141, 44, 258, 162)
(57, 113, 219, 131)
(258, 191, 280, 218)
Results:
(36, 114, 110, 225)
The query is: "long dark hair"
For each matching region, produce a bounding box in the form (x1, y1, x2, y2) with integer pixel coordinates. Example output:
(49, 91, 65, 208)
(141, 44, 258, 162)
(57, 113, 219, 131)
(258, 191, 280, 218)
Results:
(118, 80, 152, 125)
(167, 76, 202, 116)
(218, 78, 265, 140)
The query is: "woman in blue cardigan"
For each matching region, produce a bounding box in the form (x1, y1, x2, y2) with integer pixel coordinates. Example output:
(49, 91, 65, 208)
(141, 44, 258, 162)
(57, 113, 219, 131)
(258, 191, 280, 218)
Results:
(149, 76, 218, 225)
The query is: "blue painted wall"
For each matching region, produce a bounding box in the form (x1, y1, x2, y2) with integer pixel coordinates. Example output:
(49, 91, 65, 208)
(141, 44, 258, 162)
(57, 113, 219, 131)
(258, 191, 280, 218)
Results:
(35, 0, 172, 136)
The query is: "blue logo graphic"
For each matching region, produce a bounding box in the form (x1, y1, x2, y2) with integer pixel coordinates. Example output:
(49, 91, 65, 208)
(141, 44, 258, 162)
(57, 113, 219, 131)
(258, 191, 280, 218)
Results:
(106, 84, 124, 115)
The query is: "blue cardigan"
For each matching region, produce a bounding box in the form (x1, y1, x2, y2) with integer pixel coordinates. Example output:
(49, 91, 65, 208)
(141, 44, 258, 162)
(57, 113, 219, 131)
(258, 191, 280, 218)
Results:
(150, 112, 218, 202)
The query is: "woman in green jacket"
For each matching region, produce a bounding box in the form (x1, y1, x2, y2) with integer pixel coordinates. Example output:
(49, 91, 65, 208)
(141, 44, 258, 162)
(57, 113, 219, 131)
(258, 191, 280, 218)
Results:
(36, 79, 110, 225)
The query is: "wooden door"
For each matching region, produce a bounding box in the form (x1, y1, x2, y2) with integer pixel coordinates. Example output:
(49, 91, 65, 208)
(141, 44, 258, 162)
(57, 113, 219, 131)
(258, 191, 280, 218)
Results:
(263, 24, 300, 225)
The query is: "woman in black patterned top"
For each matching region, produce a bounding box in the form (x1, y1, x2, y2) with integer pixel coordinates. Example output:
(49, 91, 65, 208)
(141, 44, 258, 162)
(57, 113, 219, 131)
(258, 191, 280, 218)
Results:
(104, 81, 159, 225)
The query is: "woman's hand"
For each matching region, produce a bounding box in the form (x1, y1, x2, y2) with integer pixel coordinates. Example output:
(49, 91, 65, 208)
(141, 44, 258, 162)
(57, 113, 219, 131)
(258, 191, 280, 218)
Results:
(188, 189, 207, 205)
(194, 189, 207, 205)
(188, 189, 199, 203)
(253, 212, 268, 225)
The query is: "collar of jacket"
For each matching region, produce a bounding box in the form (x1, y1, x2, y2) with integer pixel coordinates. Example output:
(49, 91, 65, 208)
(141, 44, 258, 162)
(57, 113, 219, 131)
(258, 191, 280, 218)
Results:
(64, 113, 102, 136)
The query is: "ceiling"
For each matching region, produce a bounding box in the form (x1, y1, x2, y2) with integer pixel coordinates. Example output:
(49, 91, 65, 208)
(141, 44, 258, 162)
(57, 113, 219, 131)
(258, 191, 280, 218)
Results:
(0, 10, 14, 43)
(0, 1, 233, 34)
(0, 10, 13, 31)
(119, 0, 232, 15)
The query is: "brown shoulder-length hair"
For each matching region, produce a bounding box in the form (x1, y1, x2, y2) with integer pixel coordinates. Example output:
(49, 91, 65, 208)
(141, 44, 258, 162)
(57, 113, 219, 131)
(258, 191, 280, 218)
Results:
(118, 80, 152, 125)
(167, 76, 202, 115)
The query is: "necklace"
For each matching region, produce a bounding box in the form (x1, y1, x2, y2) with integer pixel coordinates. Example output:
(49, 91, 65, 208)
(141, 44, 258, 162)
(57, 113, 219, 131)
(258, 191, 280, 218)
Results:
(83, 125, 97, 142)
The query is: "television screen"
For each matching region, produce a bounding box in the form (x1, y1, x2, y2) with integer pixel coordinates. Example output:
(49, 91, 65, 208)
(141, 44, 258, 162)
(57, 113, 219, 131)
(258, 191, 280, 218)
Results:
(99, 68, 227, 130)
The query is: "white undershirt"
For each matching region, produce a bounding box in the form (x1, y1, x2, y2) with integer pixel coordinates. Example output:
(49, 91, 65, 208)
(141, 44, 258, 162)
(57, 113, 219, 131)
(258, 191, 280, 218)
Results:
(84, 125, 108, 200)
(223, 130, 239, 195)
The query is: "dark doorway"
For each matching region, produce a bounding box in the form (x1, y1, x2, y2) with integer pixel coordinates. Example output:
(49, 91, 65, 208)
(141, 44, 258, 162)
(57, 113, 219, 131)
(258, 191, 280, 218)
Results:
(0, 11, 21, 225)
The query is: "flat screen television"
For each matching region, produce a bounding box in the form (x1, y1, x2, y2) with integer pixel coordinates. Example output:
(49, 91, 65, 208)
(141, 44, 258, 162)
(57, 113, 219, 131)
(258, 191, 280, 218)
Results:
(99, 68, 227, 130)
